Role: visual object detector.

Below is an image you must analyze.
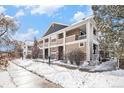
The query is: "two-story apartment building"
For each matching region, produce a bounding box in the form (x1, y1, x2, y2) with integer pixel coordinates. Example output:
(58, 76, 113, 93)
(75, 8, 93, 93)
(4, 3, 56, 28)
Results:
(38, 16, 99, 63)
(23, 40, 33, 59)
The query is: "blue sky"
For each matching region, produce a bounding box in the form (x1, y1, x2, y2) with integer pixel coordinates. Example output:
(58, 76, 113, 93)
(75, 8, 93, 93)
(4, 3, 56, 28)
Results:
(0, 5, 93, 41)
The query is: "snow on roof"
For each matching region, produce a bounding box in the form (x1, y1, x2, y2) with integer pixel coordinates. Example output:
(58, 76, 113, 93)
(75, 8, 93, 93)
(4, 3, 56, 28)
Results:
(71, 15, 94, 26)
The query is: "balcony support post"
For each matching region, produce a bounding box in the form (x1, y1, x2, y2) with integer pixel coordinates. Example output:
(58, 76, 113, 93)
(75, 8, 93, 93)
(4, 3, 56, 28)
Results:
(86, 21, 91, 62)
(48, 37, 51, 58)
(63, 31, 66, 60)
(43, 39, 45, 60)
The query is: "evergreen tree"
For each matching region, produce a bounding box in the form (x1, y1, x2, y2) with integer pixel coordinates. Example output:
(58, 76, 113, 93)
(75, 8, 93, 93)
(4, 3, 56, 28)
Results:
(92, 5, 124, 67)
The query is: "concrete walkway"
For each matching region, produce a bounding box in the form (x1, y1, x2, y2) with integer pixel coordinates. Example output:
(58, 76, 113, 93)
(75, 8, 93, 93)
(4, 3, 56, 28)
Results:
(0, 63, 62, 88)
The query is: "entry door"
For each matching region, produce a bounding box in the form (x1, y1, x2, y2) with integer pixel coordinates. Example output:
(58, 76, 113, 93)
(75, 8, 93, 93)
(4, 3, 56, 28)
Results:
(45, 49, 48, 59)
(58, 46, 63, 60)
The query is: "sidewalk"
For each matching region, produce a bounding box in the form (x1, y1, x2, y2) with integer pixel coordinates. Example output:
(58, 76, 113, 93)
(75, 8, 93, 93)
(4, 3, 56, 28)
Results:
(0, 62, 62, 88)
(12, 59, 124, 88)
(0, 69, 16, 88)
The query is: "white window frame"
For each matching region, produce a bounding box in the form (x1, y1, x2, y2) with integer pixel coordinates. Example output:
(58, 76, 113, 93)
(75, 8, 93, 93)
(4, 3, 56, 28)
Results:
(79, 42, 84, 47)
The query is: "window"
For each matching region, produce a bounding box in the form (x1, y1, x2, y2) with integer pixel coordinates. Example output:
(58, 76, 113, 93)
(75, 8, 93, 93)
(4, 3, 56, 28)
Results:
(79, 42, 84, 47)
(58, 33, 63, 39)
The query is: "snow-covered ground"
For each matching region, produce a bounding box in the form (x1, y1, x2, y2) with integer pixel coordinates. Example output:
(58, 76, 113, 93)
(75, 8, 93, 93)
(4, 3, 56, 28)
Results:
(13, 59, 124, 88)
(0, 70, 16, 88)
(91, 60, 117, 71)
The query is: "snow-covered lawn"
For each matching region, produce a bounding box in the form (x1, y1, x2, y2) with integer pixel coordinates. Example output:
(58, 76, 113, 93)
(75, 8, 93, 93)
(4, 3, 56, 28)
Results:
(91, 60, 117, 71)
(13, 59, 124, 88)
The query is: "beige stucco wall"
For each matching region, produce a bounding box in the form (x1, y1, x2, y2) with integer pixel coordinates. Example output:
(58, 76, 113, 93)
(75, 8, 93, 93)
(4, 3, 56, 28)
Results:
(65, 42, 87, 64)
(65, 42, 86, 54)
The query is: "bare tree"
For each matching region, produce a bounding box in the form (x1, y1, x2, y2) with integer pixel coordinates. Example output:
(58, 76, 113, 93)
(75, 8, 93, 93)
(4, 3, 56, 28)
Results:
(0, 13, 19, 68)
(32, 38, 40, 59)
(0, 13, 19, 37)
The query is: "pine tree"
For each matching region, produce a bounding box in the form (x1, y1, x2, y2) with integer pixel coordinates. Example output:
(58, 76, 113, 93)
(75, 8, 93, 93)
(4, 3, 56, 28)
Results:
(92, 5, 124, 67)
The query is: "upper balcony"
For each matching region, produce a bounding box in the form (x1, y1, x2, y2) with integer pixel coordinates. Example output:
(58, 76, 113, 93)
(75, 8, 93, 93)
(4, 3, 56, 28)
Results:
(50, 41, 57, 46)
(65, 25, 86, 43)
(40, 23, 99, 47)
(50, 38, 57, 46)
(50, 33, 64, 45)
(75, 35, 87, 40)
(57, 38, 63, 44)
(66, 34, 86, 43)
(57, 33, 64, 44)
(66, 35, 75, 43)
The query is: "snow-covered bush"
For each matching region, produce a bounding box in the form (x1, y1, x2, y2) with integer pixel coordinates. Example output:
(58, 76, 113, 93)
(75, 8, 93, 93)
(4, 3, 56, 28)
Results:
(91, 60, 117, 71)
(67, 51, 74, 64)
(67, 49, 86, 65)
(89, 60, 100, 66)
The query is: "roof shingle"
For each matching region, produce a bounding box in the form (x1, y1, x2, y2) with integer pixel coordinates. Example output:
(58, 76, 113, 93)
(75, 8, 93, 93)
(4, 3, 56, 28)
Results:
(43, 23, 68, 36)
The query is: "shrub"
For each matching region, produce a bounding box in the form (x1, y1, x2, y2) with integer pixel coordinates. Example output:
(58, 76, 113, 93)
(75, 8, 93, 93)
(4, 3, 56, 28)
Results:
(0, 56, 10, 68)
(26, 54, 32, 59)
(67, 49, 86, 65)
(67, 51, 74, 64)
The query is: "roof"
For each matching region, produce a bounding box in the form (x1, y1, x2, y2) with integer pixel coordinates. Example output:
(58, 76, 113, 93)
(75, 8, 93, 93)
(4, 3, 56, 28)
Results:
(71, 15, 94, 26)
(43, 23, 68, 37)
(42, 16, 94, 37)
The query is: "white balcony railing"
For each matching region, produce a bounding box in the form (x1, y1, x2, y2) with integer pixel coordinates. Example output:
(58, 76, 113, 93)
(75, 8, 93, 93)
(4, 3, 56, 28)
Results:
(75, 35, 86, 40)
(57, 38, 63, 44)
(50, 41, 57, 46)
(66, 35, 75, 43)
(66, 35, 87, 43)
